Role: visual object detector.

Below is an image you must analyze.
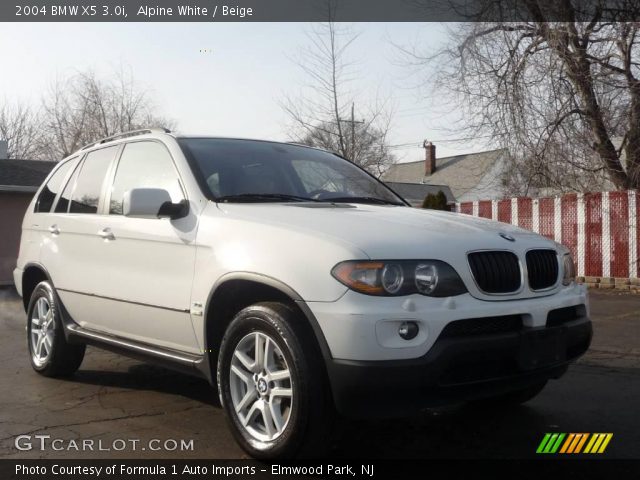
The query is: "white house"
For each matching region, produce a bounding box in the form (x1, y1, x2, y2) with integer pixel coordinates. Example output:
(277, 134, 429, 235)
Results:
(383, 142, 508, 202)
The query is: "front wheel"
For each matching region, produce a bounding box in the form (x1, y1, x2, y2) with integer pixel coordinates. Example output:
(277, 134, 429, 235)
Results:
(217, 302, 333, 459)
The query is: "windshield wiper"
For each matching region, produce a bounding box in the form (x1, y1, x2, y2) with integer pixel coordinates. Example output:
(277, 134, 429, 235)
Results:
(216, 193, 318, 203)
(320, 196, 404, 206)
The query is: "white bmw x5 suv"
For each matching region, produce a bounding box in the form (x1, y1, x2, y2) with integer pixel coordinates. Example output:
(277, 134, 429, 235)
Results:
(14, 128, 592, 458)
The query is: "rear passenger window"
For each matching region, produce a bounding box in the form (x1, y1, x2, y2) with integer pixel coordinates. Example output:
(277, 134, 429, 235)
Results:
(55, 146, 116, 214)
(34, 159, 75, 213)
(68, 147, 117, 214)
(109, 141, 184, 215)
(55, 163, 80, 213)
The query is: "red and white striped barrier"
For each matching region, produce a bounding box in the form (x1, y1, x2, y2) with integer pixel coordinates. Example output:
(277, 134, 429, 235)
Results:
(456, 191, 640, 281)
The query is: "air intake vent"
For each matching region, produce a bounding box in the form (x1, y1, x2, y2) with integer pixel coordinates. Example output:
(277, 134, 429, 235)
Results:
(468, 251, 521, 293)
(547, 305, 582, 327)
(526, 249, 559, 290)
(439, 315, 523, 338)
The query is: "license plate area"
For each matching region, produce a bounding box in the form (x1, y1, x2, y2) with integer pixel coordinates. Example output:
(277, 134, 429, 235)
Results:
(518, 328, 566, 370)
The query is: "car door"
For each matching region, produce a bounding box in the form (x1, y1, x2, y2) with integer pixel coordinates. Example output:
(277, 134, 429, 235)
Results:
(88, 140, 200, 353)
(43, 146, 121, 335)
(27, 156, 79, 279)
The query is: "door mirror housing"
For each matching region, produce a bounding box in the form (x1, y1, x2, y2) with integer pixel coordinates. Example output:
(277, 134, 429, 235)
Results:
(123, 188, 188, 219)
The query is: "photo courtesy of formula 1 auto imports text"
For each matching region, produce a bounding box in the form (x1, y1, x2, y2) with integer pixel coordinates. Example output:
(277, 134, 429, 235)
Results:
(0, 1, 639, 479)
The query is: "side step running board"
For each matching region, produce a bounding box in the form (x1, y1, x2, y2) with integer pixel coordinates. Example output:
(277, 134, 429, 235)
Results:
(65, 323, 209, 380)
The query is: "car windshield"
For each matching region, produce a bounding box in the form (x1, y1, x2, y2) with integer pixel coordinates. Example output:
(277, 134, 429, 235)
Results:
(178, 138, 405, 205)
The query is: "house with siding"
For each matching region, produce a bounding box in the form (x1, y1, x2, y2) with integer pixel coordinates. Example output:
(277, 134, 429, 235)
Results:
(383, 142, 508, 203)
(384, 181, 455, 208)
(0, 156, 55, 284)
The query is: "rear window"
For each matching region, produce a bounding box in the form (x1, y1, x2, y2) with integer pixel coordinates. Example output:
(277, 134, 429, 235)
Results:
(34, 159, 75, 213)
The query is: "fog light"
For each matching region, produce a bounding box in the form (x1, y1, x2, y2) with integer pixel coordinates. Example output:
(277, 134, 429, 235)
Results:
(398, 321, 419, 340)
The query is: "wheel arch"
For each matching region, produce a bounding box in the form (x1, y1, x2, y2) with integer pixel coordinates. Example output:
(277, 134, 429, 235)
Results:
(203, 273, 333, 377)
(21, 262, 53, 312)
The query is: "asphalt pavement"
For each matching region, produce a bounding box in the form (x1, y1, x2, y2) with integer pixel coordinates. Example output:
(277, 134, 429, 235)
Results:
(0, 287, 638, 459)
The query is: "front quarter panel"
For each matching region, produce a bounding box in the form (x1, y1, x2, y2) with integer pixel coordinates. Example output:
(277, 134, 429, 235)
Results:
(189, 202, 362, 347)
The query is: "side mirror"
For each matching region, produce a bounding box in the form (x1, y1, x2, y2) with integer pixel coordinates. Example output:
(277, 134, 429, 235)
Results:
(123, 188, 188, 219)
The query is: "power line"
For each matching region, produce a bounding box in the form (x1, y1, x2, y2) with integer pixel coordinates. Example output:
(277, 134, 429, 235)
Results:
(387, 134, 496, 150)
(389, 110, 634, 149)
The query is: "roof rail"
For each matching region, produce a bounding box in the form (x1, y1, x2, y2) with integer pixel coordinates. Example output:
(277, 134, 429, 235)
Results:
(80, 127, 171, 151)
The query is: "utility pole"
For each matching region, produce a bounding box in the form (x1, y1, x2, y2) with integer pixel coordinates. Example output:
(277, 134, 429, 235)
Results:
(336, 103, 364, 161)
(351, 102, 355, 160)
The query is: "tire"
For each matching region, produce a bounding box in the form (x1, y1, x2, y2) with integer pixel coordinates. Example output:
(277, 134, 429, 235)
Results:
(473, 381, 547, 407)
(27, 281, 85, 377)
(217, 302, 333, 459)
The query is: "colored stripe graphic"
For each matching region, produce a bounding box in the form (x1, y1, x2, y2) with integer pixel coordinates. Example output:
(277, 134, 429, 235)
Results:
(567, 433, 584, 453)
(584, 433, 614, 454)
(591, 434, 606, 453)
(537, 433, 565, 453)
(559, 433, 575, 453)
(584, 434, 599, 453)
(550, 433, 565, 453)
(574, 434, 588, 453)
(537, 433, 613, 454)
(536, 433, 552, 453)
(543, 433, 559, 453)
(597, 434, 613, 453)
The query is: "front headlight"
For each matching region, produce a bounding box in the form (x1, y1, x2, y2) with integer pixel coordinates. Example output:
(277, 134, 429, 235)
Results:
(331, 260, 467, 297)
(562, 253, 576, 285)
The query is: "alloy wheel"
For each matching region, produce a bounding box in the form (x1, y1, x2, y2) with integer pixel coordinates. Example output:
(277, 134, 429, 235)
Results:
(229, 331, 293, 442)
(30, 296, 55, 367)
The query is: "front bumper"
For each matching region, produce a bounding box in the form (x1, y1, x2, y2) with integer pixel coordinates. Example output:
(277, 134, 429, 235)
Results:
(326, 313, 591, 417)
(308, 283, 590, 361)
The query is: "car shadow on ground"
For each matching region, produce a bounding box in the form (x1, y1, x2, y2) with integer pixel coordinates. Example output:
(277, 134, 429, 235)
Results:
(59, 360, 554, 458)
(57, 363, 221, 407)
(330, 402, 550, 458)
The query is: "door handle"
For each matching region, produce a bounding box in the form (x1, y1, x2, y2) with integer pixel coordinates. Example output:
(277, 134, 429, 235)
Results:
(98, 228, 115, 241)
(48, 225, 60, 235)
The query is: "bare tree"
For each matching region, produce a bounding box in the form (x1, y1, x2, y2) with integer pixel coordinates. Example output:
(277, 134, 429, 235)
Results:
(40, 68, 175, 160)
(281, 19, 395, 176)
(407, 1, 640, 193)
(0, 100, 41, 159)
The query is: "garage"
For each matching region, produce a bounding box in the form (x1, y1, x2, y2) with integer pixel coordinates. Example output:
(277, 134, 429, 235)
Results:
(0, 158, 54, 285)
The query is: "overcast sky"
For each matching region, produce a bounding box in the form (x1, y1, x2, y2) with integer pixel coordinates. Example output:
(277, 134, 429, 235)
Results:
(0, 22, 491, 162)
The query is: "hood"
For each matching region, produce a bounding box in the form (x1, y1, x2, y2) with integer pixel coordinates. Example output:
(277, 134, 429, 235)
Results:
(215, 202, 556, 259)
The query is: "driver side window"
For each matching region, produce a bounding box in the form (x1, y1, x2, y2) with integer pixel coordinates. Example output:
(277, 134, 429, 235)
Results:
(109, 141, 185, 215)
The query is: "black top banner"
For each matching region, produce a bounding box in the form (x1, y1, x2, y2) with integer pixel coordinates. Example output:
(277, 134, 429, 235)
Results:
(4, 0, 640, 22)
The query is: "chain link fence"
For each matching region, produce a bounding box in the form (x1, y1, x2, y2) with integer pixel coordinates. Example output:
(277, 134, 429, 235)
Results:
(456, 191, 640, 283)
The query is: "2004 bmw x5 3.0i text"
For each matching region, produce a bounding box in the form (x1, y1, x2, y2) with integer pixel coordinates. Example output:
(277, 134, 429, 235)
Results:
(14, 128, 592, 458)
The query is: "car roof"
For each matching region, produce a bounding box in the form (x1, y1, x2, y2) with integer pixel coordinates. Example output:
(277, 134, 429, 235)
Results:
(74, 129, 334, 158)
(174, 135, 331, 152)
